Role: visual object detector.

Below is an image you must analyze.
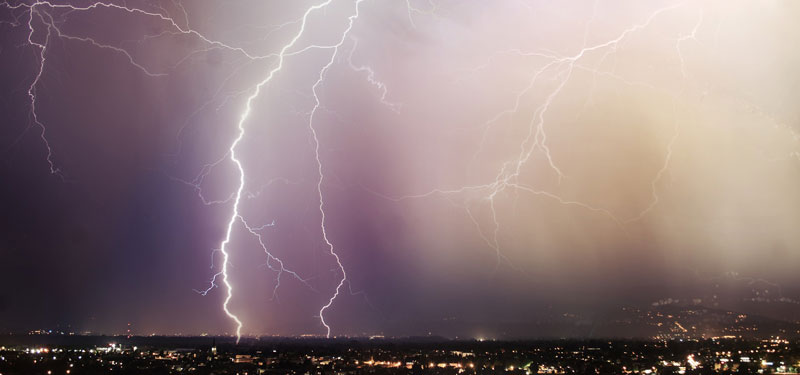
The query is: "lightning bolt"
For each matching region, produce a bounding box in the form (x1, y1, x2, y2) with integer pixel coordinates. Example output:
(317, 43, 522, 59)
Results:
(367, 2, 692, 271)
(404, 0, 437, 28)
(215, 0, 344, 343)
(8, 0, 794, 340)
(21, 2, 59, 177)
(8, 0, 246, 176)
(240, 217, 317, 301)
(628, 8, 703, 222)
(5, 0, 379, 340)
(306, 0, 366, 339)
(348, 38, 401, 113)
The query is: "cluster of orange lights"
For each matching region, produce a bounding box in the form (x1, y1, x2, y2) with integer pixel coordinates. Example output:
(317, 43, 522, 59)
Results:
(358, 359, 474, 370)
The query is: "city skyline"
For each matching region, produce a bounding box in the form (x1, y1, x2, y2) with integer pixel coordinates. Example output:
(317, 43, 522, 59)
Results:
(1, 0, 798, 339)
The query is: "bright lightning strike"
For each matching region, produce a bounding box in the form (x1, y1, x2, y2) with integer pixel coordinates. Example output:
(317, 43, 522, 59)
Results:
(5, 0, 798, 340)
(6, 0, 376, 340)
(216, 0, 339, 343)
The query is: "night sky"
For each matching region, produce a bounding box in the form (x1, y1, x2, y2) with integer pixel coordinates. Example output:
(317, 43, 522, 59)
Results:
(1, 0, 799, 338)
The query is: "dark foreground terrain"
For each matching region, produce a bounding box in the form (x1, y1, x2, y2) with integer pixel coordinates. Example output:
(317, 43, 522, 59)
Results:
(0, 335, 799, 374)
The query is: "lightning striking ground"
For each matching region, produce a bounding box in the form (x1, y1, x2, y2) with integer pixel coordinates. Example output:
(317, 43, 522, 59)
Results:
(306, 0, 366, 338)
(5, 0, 799, 339)
(214, 0, 340, 342)
(5, 0, 380, 339)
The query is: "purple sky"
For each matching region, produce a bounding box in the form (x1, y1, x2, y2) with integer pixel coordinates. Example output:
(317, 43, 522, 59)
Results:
(1, 0, 799, 338)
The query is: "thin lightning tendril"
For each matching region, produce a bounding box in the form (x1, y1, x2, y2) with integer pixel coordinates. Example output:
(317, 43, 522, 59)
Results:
(371, 3, 686, 270)
(348, 38, 401, 113)
(307, 0, 366, 339)
(23, 3, 59, 177)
